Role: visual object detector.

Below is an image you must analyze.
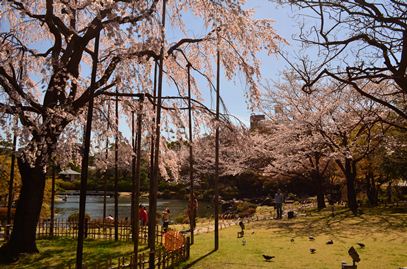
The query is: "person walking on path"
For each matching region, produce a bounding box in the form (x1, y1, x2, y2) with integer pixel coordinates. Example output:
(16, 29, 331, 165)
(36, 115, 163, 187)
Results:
(274, 189, 284, 219)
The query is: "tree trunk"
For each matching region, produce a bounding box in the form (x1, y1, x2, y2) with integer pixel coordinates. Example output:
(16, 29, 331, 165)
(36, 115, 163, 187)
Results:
(315, 174, 326, 210)
(365, 171, 378, 207)
(345, 159, 358, 214)
(316, 191, 326, 211)
(0, 158, 46, 262)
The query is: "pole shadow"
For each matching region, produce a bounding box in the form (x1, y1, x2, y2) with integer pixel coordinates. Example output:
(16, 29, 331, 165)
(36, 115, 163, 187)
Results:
(183, 249, 216, 268)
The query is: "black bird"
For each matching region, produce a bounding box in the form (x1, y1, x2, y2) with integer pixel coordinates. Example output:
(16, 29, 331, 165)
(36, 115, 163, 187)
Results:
(309, 236, 315, 241)
(357, 242, 365, 248)
(326, 240, 334, 245)
(290, 238, 295, 242)
(310, 248, 316, 254)
(263, 255, 275, 261)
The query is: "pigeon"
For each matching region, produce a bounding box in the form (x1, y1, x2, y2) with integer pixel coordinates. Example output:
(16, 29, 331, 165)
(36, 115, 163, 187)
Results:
(310, 248, 316, 254)
(357, 242, 365, 248)
(326, 240, 334, 245)
(263, 255, 275, 261)
(290, 238, 295, 242)
(309, 236, 315, 241)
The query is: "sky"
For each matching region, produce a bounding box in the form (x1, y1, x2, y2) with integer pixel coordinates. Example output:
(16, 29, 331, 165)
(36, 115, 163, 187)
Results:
(198, 0, 301, 127)
(160, 0, 302, 129)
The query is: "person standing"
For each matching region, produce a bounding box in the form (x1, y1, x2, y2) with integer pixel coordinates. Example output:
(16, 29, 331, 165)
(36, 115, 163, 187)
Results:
(162, 208, 170, 232)
(138, 204, 143, 225)
(141, 206, 148, 226)
(274, 189, 284, 219)
(188, 195, 198, 230)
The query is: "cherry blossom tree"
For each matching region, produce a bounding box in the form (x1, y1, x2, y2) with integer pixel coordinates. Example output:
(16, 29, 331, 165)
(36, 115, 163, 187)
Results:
(262, 73, 390, 214)
(258, 122, 333, 209)
(0, 0, 283, 260)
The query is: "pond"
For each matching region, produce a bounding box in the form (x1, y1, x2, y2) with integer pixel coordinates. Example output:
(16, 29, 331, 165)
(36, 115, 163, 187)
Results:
(55, 194, 212, 222)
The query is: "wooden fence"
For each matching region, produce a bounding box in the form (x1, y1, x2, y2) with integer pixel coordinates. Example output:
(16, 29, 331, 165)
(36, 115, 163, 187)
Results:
(67, 234, 190, 269)
(1, 220, 162, 245)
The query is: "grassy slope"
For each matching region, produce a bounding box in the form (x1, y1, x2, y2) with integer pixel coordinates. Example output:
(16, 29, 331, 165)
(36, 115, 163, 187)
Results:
(182, 207, 407, 269)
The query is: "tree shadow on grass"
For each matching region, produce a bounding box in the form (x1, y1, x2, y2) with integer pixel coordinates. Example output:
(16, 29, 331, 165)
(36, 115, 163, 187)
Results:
(5, 237, 141, 268)
(247, 206, 407, 241)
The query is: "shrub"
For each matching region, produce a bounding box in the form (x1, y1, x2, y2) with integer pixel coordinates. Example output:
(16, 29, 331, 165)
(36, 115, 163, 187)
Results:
(67, 212, 91, 224)
(236, 201, 257, 218)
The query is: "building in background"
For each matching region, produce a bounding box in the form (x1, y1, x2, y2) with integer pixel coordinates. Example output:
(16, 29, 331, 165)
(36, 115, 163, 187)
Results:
(250, 114, 266, 130)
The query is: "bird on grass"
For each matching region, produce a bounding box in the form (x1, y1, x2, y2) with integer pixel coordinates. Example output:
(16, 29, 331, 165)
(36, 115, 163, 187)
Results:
(242, 239, 246, 246)
(326, 239, 334, 245)
(357, 242, 365, 248)
(310, 248, 317, 254)
(251, 231, 255, 235)
(263, 255, 275, 262)
(308, 236, 315, 241)
(290, 238, 295, 242)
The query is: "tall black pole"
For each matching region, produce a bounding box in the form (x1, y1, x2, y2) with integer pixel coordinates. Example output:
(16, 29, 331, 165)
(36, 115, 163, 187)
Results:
(149, 0, 166, 268)
(133, 98, 144, 261)
(148, 62, 158, 250)
(103, 101, 110, 224)
(114, 88, 119, 241)
(50, 165, 56, 236)
(214, 35, 221, 251)
(131, 110, 136, 242)
(6, 117, 18, 229)
(187, 63, 195, 244)
(76, 31, 100, 269)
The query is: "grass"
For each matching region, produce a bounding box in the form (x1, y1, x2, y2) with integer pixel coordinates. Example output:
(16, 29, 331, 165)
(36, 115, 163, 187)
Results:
(1, 206, 406, 268)
(181, 206, 407, 269)
(1, 238, 141, 268)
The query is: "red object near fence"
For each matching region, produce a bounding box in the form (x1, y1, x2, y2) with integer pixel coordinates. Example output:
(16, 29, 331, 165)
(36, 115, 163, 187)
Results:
(163, 230, 185, 251)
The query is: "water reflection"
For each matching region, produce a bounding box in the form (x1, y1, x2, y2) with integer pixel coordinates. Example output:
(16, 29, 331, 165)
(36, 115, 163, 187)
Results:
(55, 194, 211, 221)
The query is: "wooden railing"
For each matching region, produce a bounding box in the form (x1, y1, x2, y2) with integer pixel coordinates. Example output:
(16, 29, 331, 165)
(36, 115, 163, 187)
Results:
(1, 220, 162, 245)
(1, 221, 189, 269)
(67, 234, 190, 269)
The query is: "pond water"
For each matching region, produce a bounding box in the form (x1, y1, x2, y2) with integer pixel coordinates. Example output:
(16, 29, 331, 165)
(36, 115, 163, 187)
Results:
(55, 194, 212, 222)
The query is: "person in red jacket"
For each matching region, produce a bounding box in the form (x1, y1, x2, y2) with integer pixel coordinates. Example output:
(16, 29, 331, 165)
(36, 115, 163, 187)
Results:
(139, 204, 148, 226)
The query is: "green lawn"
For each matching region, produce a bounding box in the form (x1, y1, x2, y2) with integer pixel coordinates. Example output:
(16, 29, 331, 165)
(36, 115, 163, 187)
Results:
(182, 207, 407, 269)
(1, 238, 139, 268)
(1, 206, 406, 268)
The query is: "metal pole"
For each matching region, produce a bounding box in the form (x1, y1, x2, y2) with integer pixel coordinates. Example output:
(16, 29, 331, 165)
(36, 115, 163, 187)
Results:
(134, 98, 144, 261)
(131, 111, 136, 242)
(214, 35, 221, 251)
(187, 63, 195, 244)
(148, 62, 158, 250)
(149, 0, 166, 267)
(103, 101, 110, 224)
(50, 165, 56, 236)
(6, 117, 18, 231)
(76, 31, 100, 269)
(114, 88, 119, 241)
